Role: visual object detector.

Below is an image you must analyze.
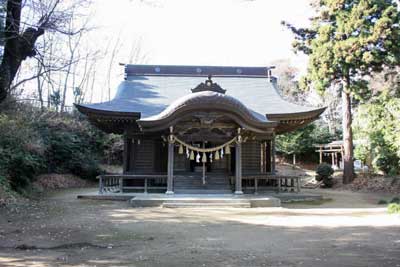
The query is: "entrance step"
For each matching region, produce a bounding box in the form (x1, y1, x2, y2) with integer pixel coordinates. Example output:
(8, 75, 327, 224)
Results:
(162, 199, 251, 208)
(129, 194, 282, 208)
(173, 174, 232, 193)
(174, 189, 233, 194)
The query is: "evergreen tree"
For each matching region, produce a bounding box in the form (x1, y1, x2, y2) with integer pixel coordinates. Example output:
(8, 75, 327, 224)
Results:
(284, 0, 400, 183)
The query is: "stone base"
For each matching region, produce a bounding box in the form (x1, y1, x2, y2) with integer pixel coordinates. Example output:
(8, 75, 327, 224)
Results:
(129, 194, 282, 208)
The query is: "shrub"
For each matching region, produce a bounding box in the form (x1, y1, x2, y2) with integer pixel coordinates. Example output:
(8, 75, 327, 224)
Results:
(102, 134, 123, 165)
(388, 203, 400, 214)
(390, 197, 400, 204)
(0, 105, 107, 192)
(315, 163, 334, 188)
(0, 114, 46, 190)
(34, 113, 104, 180)
(378, 199, 388, 205)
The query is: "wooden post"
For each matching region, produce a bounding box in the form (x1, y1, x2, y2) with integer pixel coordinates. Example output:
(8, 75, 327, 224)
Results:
(166, 135, 174, 195)
(235, 139, 243, 195)
(331, 152, 335, 166)
(266, 140, 272, 172)
(277, 177, 281, 193)
(297, 177, 301, 193)
(271, 133, 276, 174)
(123, 134, 129, 173)
(144, 177, 148, 194)
(341, 149, 344, 169)
(119, 177, 123, 194)
(319, 147, 323, 164)
(99, 176, 104, 195)
(254, 178, 258, 194)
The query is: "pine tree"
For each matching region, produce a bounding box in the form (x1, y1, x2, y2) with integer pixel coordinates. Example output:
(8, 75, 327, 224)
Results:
(284, 0, 400, 183)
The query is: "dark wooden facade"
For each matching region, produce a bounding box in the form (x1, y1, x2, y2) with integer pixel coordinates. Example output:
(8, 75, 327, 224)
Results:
(122, 137, 274, 175)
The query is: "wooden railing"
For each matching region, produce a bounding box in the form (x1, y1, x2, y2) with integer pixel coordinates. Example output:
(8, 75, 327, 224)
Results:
(97, 174, 167, 194)
(231, 174, 302, 193)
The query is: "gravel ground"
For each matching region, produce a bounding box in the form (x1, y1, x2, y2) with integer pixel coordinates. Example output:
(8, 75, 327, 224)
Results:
(0, 188, 399, 267)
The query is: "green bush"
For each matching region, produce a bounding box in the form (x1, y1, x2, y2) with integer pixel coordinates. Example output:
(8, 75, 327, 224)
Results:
(34, 113, 104, 180)
(388, 203, 400, 214)
(378, 199, 388, 205)
(315, 163, 334, 188)
(390, 197, 400, 204)
(0, 104, 108, 191)
(0, 114, 46, 190)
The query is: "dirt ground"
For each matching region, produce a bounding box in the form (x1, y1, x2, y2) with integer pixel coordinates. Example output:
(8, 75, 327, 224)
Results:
(1, 188, 400, 267)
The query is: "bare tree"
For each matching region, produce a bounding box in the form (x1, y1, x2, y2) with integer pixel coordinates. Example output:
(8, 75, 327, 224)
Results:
(0, 0, 90, 104)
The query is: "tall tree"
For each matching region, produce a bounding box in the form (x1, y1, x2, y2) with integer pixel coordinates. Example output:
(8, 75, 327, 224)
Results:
(284, 0, 400, 183)
(0, 0, 88, 104)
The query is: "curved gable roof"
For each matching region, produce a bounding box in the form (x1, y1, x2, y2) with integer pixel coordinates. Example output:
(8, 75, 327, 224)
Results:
(75, 65, 325, 134)
(137, 91, 276, 133)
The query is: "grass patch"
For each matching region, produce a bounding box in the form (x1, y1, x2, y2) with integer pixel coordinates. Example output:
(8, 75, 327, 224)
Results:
(388, 203, 400, 214)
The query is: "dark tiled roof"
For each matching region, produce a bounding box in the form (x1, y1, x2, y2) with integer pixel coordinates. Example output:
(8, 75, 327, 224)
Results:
(77, 74, 323, 119)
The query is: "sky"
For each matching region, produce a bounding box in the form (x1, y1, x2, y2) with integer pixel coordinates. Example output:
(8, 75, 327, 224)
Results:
(19, 0, 315, 104)
(90, 0, 313, 72)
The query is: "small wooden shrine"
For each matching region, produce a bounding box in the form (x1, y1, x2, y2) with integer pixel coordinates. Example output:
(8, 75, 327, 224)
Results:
(76, 65, 325, 194)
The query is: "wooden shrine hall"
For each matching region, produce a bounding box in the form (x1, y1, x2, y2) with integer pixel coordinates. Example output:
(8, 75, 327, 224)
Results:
(76, 65, 325, 194)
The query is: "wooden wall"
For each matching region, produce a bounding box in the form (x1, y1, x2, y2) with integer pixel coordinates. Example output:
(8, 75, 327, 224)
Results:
(242, 141, 261, 173)
(124, 136, 273, 175)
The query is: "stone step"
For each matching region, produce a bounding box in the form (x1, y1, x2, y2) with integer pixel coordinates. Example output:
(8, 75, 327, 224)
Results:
(174, 180, 229, 185)
(162, 202, 251, 208)
(163, 198, 250, 204)
(174, 182, 231, 185)
(174, 189, 233, 194)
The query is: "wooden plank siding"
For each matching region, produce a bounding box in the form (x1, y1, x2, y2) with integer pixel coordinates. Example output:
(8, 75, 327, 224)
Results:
(242, 140, 261, 174)
(125, 138, 273, 175)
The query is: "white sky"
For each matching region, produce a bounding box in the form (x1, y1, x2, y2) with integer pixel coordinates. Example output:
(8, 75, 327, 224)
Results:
(90, 0, 313, 69)
(19, 0, 315, 104)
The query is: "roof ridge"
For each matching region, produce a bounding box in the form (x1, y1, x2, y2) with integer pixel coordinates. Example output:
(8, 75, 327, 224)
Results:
(124, 64, 274, 78)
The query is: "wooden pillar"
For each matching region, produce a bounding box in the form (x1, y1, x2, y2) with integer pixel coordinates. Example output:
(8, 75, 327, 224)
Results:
(297, 177, 301, 193)
(277, 177, 281, 193)
(319, 148, 323, 164)
(99, 176, 104, 195)
(340, 147, 344, 169)
(123, 134, 129, 173)
(271, 133, 276, 174)
(265, 140, 272, 172)
(119, 177, 123, 194)
(235, 140, 243, 195)
(166, 137, 174, 195)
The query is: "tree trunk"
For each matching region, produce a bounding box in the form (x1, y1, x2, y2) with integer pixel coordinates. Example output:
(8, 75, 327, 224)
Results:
(342, 88, 354, 184)
(0, 0, 45, 104)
